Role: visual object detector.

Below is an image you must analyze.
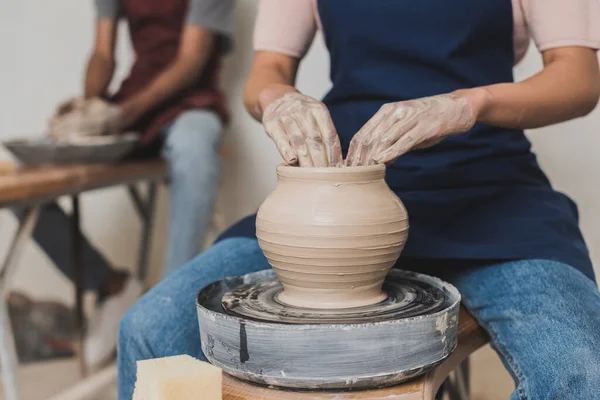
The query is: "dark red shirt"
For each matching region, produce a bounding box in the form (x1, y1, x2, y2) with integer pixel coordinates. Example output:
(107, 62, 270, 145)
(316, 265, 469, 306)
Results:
(105, 0, 232, 144)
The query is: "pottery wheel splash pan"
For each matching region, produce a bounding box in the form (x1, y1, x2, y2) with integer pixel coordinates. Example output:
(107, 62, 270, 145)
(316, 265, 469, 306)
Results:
(222, 274, 446, 324)
(196, 269, 461, 390)
(2, 134, 139, 167)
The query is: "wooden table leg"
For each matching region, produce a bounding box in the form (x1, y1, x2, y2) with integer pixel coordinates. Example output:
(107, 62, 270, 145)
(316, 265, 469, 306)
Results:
(0, 206, 39, 400)
(70, 196, 87, 377)
(0, 296, 20, 400)
(128, 182, 158, 284)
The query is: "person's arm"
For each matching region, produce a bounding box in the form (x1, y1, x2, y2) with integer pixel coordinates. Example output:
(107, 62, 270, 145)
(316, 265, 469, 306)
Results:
(469, 47, 600, 128)
(244, 52, 300, 121)
(118, 26, 215, 127)
(84, 18, 118, 99)
(347, 48, 600, 166)
(347, 0, 600, 166)
(243, 0, 343, 167)
(244, 0, 317, 121)
(244, 51, 343, 167)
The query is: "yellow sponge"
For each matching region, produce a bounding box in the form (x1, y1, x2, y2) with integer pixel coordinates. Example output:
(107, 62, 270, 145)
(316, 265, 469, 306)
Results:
(132, 355, 222, 400)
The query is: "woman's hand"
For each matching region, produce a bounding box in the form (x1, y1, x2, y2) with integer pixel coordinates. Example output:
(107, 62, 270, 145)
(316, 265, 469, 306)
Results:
(244, 53, 343, 166)
(346, 90, 490, 166)
(261, 89, 343, 167)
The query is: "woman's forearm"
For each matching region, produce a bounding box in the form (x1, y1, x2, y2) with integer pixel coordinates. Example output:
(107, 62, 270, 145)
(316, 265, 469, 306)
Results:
(244, 52, 343, 166)
(458, 47, 600, 129)
(84, 53, 116, 99)
(244, 52, 300, 121)
(345, 47, 600, 165)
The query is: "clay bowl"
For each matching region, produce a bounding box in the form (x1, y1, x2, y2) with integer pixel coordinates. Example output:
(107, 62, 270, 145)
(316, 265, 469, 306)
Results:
(256, 164, 409, 309)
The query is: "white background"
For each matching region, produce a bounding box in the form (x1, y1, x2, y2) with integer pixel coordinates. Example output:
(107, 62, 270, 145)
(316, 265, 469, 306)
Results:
(1, 0, 599, 305)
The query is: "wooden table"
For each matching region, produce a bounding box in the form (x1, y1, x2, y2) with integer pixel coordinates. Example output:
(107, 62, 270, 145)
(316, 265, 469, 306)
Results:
(223, 307, 489, 400)
(0, 161, 167, 400)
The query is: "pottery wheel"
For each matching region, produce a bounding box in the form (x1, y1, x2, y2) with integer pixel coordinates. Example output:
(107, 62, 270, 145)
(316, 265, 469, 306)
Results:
(197, 269, 461, 391)
(221, 275, 445, 324)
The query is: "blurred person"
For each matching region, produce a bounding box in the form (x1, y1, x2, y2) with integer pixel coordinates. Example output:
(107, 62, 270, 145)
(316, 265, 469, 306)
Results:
(15, 0, 235, 368)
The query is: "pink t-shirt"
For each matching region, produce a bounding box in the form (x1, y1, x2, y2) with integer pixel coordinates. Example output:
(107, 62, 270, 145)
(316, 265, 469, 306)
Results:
(254, 0, 600, 64)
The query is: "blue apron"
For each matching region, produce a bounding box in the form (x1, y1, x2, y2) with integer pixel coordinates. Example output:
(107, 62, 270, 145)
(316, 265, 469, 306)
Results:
(219, 0, 594, 281)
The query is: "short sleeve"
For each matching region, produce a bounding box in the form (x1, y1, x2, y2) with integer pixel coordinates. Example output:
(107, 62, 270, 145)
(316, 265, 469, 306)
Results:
(522, 0, 600, 51)
(253, 0, 317, 59)
(94, 0, 120, 20)
(186, 0, 235, 53)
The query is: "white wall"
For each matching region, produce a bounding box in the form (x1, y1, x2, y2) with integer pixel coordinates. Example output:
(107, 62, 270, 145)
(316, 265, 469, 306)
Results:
(0, 0, 163, 302)
(1, 0, 599, 304)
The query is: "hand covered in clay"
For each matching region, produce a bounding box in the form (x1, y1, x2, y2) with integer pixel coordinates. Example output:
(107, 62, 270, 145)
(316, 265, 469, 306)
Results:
(262, 92, 343, 167)
(53, 97, 87, 117)
(346, 93, 480, 166)
(49, 97, 122, 140)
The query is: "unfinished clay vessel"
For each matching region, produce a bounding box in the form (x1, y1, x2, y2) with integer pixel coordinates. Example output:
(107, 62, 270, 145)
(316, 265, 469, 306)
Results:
(256, 164, 409, 309)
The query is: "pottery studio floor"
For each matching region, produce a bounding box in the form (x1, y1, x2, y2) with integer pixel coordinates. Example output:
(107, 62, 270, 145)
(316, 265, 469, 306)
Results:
(0, 345, 515, 400)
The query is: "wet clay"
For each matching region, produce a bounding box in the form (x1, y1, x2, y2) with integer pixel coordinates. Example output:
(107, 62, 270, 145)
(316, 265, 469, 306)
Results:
(256, 164, 409, 309)
(221, 271, 445, 324)
(49, 97, 121, 141)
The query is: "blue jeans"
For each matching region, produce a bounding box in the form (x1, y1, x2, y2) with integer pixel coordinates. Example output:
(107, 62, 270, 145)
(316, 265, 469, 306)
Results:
(159, 110, 222, 277)
(117, 238, 600, 400)
(13, 109, 222, 288)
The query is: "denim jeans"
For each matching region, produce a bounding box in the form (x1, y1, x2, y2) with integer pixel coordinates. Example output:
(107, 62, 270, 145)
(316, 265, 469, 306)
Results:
(117, 237, 600, 400)
(159, 110, 222, 278)
(13, 109, 222, 289)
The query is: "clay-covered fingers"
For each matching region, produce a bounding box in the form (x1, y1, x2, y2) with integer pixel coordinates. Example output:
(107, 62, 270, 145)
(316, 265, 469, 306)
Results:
(283, 117, 314, 167)
(346, 104, 404, 166)
(48, 98, 123, 140)
(103, 105, 123, 135)
(346, 111, 381, 166)
(413, 136, 445, 150)
(263, 118, 298, 165)
(348, 94, 477, 166)
(49, 98, 83, 136)
(262, 92, 342, 167)
(54, 97, 85, 117)
(311, 105, 343, 167)
(368, 115, 420, 164)
(296, 113, 328, 167)
(372, 126, 423, 165)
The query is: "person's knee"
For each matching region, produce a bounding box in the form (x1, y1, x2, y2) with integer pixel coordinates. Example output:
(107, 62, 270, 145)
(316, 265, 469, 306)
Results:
(535, 347, 600, 398)
(119, 237, 267, 355)
(118, 300, 150, 351)
(457, 259, 598, 314)
(457, 260, 600, 398)
(512, 262, 600, 398)
(164, 111, 222, 167)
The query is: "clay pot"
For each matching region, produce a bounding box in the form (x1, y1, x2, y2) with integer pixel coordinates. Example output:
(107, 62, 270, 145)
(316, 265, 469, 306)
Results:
(256, 164, 409, 309)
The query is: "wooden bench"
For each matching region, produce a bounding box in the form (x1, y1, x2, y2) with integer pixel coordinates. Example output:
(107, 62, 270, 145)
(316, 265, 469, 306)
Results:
(223, 307, 489, 400)
(0, 161, 167, 400)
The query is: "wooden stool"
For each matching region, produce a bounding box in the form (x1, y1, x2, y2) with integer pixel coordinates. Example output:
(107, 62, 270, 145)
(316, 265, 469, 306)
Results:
(223, 307, 488, 400)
